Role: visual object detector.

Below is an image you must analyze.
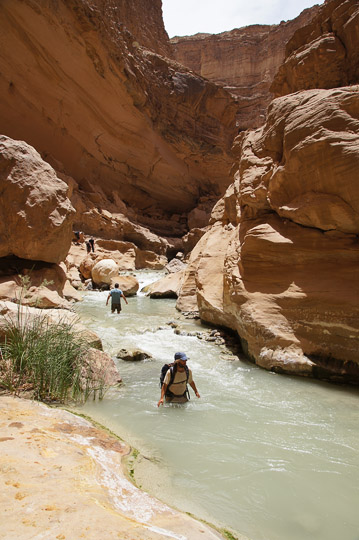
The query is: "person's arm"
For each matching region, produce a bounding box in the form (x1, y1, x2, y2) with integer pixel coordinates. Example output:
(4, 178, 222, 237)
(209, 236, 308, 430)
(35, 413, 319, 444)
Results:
(157, 383, 167, 407)
(121, 292, 128, 305)
(189, 380, 200, 398)
(106, 292, 111, 305)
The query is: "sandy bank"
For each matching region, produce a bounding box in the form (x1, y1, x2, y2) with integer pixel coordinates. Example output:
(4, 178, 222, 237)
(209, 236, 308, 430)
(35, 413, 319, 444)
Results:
(0, 395, 229, 540)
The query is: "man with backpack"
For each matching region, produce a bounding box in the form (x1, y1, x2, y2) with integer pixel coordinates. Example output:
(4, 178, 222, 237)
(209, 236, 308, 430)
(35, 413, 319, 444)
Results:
(157, 352, 200, 406)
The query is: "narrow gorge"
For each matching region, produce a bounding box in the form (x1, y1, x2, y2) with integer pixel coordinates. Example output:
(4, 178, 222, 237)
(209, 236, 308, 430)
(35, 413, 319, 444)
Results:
(0, 0, 359, 539)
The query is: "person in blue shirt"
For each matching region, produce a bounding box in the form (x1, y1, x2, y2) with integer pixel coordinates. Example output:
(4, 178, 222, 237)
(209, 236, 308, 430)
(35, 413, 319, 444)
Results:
(106, 283, 128, 313)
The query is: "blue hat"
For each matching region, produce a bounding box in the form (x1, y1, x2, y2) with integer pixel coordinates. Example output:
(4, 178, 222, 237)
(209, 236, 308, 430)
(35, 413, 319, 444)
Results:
(174, 352, 188, 361)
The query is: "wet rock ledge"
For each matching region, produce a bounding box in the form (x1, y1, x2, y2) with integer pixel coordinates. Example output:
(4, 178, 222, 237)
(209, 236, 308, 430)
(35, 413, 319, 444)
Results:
(0, 396, 239, 540)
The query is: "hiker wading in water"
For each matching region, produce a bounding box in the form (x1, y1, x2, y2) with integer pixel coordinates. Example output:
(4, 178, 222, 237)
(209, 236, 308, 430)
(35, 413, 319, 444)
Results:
(157, 352, 200, 406)
(106, 283, 128, 313)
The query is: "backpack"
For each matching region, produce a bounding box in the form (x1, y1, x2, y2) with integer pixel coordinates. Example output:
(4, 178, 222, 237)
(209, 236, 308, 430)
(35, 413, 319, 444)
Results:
(160, 362, 190, 398)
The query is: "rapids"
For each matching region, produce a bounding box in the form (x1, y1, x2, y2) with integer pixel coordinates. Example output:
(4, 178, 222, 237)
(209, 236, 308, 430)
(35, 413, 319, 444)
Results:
(73, 271, 359, 540)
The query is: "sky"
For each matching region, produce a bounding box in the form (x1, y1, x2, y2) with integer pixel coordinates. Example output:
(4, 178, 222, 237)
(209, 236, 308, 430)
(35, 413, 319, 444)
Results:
(162, 0, 325, 38)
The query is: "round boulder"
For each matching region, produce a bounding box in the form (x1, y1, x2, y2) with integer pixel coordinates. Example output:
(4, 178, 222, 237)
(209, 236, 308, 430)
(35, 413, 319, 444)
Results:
(111, 275, 139, 296)
(92, 259, 119, 285)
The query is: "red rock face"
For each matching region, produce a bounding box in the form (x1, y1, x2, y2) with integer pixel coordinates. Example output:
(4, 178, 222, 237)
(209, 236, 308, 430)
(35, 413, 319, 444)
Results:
(271, 0, 359, 96)
(0, 136, 74, 264)
(171, 7, 319, 130)
(0, 0, 237, 224)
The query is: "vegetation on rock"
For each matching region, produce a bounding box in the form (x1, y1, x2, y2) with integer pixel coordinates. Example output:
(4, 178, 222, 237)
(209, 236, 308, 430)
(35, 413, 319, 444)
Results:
(0, 277, 105, 403)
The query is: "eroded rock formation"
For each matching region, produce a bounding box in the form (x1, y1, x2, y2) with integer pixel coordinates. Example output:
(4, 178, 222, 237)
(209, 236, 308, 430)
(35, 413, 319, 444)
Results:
(171, 6, 319, 130)
(0, 136, 74, 263)
(177, 85, 359, 381)
(271, 0, 359, 97)
(0, 0, 237, 230)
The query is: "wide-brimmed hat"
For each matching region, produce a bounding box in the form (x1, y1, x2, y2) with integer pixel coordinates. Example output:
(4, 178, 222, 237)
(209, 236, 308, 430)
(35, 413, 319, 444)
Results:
(174, 352, 188, 361)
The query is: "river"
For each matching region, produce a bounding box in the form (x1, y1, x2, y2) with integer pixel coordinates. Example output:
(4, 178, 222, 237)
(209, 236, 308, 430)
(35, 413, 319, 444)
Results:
(73, 271, 359, 540)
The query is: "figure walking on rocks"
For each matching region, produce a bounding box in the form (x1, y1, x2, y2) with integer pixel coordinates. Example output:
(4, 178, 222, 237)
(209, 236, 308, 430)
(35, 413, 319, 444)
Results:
(89, 237, 95, 252)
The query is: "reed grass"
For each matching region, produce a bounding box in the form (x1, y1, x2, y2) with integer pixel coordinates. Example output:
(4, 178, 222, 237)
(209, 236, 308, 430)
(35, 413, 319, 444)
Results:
(0, 276, 103, 403)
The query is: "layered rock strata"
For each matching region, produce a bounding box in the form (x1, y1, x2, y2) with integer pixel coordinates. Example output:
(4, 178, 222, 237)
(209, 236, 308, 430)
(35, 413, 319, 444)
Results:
(98, 0, 172, 57)
(0, 0, 237, 229)
(171, 6, 319, 130)
(271, 0, 359, 96)
(177, 86, 359, 382)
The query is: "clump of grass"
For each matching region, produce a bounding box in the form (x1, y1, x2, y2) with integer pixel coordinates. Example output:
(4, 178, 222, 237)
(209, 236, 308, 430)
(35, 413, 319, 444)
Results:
(0, 276, 104, 404)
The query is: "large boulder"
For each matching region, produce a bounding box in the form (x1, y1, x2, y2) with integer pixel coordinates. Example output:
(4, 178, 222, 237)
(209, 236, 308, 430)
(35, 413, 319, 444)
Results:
(144, 271, 184, 299)
(82, 349, 122, 388)
(91, 259, 119, 286)
(0, 136, 75, 263)
(111, 275, 139, 296)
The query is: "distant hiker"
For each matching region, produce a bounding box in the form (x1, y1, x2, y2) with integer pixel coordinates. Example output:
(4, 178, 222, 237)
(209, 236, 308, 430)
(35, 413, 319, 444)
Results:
(74, 231, 80, 244)
(157, 352, 200, 406)
(85, 240, 91, 253)
(106, 283, 128, 314)
(74, 231, 84, 244)
(89, 237, 95, 252)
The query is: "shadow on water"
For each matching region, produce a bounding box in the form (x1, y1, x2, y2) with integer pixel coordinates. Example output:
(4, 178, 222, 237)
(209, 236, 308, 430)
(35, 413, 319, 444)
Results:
(73, 274, 359, 540)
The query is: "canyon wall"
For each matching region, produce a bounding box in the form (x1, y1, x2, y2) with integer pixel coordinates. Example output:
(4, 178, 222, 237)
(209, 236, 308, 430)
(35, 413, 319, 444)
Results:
(271, 0, 359, 96)
(1, 0, 358, 384)
(0, 0, 237, 237)
(98, 0, 172, 57)
(171, 6, 319, 130)
(177, 0, 359, 382)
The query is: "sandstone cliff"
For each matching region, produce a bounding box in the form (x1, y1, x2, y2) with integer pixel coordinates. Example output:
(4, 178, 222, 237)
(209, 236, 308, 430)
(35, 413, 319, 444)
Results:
(0, 0, 237, 234)
(176, 0, 359, 383)
(271, 0, 359, 96)
(171, 6, 319, 130)
(98, 0, 172, 57)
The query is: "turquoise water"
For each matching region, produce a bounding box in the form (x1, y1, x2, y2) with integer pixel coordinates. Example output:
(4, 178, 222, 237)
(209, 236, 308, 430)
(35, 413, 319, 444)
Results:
(74, 272, 359, 540)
